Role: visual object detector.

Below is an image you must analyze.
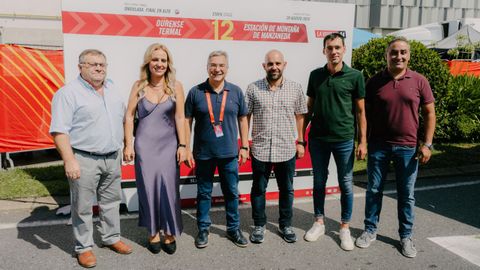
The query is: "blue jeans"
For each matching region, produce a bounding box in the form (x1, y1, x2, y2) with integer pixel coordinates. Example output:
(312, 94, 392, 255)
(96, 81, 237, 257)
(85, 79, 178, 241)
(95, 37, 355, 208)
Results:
(309, 138, 354, 223)
(250, 156, 296, 228)
(364, 143, 418, 238)
(195, 157, 240, 232)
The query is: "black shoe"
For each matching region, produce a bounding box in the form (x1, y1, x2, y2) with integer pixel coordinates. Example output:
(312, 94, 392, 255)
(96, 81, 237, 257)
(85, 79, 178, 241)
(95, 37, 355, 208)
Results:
(147, 241, 161, 254)
(195, 230, 209, 249)
(226, 229, 248, 248)
(278, 226, 297, 243)
(162, 241, 176, 255)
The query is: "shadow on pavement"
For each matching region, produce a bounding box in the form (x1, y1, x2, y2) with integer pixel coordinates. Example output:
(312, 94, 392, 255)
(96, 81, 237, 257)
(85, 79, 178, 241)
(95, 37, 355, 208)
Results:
(407, 178, 480, 229)
(355, 175, 480, 231)
(16, 200, 408, 257)
(17, 206, 73, 255)
(353, 144, 480, 231)
(291, 203, 399, 251)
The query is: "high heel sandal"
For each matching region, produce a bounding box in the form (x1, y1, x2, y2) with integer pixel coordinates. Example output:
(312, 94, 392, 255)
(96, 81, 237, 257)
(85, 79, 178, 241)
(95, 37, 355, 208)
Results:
(162, 238, 176, 254)
(147, 235, 162, 254)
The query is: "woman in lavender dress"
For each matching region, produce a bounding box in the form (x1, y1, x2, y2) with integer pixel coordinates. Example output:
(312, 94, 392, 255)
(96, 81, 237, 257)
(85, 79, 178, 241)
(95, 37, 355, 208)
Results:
(123, 43, 187, 254)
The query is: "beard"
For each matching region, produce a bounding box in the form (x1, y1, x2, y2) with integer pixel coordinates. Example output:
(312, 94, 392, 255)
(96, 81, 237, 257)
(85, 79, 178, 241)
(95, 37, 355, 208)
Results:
(267, 71, 282, 81)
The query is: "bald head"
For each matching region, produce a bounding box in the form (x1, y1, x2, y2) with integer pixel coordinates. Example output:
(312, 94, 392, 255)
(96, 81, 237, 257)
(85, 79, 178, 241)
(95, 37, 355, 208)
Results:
(263, 49, 287, 83)
(264, 49, 284, 63)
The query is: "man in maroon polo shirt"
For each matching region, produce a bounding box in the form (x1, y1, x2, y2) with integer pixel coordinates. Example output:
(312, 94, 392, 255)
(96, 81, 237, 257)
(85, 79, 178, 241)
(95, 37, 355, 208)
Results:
(355, 37, 436, 258)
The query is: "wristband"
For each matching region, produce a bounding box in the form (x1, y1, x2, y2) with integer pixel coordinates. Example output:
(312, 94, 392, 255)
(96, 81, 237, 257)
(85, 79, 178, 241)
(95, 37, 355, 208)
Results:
(178, 144, 186, 148)
(297, 141, 307, 147)
(240, 146, 249, 151)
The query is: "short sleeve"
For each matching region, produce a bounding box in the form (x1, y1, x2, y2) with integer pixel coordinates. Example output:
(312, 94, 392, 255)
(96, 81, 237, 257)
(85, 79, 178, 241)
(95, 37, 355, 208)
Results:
(49, 89, 74, 135)
(237, 87, 248, 117)
(294, 84, 308, 114)
(184, 88, 195, 118)
(306, 71, 316, 98)
(365, 77, 374, 106)
(245, 83, 254, 115)
(419, 75, 434, 105)
(354, 71, 366, 99)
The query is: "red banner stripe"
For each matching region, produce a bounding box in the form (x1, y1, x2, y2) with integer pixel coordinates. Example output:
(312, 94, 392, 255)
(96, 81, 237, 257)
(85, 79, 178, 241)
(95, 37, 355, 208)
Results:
(0, 97, 37, 138)
(0, 51, 53, 107)
(0, 77, 49, 125)
(0, 96, 52, 152)
(0, 55, 52, 119)
(62, 11, 308, 43)
(0, 72, 50, 128)
(17, 46, 63, 94)
(31, 48, 65, 87)
(6, 46, 57, 97)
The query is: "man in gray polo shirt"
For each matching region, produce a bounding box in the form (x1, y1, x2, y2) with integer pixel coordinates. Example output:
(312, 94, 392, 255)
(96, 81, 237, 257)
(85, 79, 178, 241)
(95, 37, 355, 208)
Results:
(246, 49, 307, 244)
(50, 49, 131, 268)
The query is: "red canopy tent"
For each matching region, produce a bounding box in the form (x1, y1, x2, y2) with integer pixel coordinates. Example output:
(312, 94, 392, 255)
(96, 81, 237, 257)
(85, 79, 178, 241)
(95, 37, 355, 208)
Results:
(0, 44, 64, 153)
(447, 60, 480, 76)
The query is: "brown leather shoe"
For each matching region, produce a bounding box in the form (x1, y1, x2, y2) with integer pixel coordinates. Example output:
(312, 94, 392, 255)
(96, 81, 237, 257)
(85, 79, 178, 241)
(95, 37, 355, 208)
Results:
(77, 250, 96, 268)
(104, 240, 132, 254)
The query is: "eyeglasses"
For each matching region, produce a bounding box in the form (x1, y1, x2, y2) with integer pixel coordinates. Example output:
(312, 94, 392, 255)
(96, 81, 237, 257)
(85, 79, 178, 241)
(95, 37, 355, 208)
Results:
(81, 62, 108, 68)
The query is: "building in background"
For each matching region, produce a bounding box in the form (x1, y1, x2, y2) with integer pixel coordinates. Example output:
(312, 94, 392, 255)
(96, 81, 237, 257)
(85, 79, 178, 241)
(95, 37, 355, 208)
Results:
(0, 0, 62, 49)
(308, 0, 480, 35)
(2, 0, 480, 46)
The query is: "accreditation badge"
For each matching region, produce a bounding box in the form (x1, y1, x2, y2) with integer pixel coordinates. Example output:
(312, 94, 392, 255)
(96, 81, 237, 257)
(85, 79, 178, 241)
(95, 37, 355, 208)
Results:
(213, 124, 224, 138)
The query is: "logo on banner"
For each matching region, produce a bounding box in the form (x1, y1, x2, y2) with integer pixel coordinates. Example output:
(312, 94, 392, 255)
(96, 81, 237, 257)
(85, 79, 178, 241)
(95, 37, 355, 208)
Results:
(315, 30, 346, 38)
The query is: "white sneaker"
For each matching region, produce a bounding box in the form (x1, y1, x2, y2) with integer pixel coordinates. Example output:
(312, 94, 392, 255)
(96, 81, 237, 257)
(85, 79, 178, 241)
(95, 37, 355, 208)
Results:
(304, 222, 325, 242)
(339, 228, 354, 251)
(400, 237, 417, 258)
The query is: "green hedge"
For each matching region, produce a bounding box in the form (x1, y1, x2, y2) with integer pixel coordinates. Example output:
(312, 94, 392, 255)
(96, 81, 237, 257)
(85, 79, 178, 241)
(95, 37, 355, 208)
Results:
(352, 36, 480, 142)
(445, 75, 480, 141)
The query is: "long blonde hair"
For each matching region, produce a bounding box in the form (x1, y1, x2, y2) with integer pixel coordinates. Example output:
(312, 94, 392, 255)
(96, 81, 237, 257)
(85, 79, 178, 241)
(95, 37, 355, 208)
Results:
(138, 43, 176, 97)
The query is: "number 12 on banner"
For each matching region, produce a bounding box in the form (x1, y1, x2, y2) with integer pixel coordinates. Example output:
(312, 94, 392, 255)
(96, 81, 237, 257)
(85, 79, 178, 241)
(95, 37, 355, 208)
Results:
(212, 20, 233, 40)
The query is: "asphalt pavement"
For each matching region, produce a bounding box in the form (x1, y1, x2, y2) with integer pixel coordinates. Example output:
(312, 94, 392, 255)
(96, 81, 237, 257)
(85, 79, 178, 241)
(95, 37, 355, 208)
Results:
(0, 174, 479, 270)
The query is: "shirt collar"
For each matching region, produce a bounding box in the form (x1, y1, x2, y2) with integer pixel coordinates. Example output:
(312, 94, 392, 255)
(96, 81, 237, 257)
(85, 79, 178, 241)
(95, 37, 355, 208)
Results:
(322, 62, 350, 75)
(202, 78, 230, 93)
(77, 75, 112, 91)
(263, 77, 285, 91)
(382, 68, 413, 80)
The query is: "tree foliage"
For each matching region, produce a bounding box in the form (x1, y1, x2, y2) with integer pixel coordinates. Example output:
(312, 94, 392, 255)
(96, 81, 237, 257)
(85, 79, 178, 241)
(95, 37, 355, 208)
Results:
(445, 75, 480, 141)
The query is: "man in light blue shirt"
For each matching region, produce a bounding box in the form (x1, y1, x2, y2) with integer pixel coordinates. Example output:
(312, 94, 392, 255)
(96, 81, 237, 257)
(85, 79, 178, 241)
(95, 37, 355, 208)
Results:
(50, 49, 131, 268)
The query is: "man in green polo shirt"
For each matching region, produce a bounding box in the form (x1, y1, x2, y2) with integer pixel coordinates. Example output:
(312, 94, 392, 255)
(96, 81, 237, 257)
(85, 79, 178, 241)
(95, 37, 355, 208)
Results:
(302, 32, 367, 251)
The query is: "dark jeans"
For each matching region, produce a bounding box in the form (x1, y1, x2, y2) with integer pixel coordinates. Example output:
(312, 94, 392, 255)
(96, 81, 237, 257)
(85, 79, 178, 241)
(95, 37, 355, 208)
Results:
(309, 138, 354, 223)
(250, 156, 296, 228)
(195, 157, 240, 232)
(364, 143, 418, 238)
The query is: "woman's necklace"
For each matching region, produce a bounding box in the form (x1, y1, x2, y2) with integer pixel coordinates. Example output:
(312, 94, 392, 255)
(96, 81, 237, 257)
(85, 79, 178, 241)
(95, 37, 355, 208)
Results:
(148, 82, 166, 102)
(148, 81, 164, 89)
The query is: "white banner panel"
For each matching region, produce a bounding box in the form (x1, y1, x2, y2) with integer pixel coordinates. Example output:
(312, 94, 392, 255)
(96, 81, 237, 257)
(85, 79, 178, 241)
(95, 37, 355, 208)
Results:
(61, 0, 355, 210)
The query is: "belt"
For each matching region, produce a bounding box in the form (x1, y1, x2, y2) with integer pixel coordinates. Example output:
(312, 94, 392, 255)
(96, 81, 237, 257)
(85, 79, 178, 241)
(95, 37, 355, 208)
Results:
(72, 148, 117, 157)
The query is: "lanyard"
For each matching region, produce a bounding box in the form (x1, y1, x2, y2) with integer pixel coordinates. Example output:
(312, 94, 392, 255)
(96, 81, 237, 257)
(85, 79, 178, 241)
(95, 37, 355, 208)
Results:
(205, 90, 228, 125)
